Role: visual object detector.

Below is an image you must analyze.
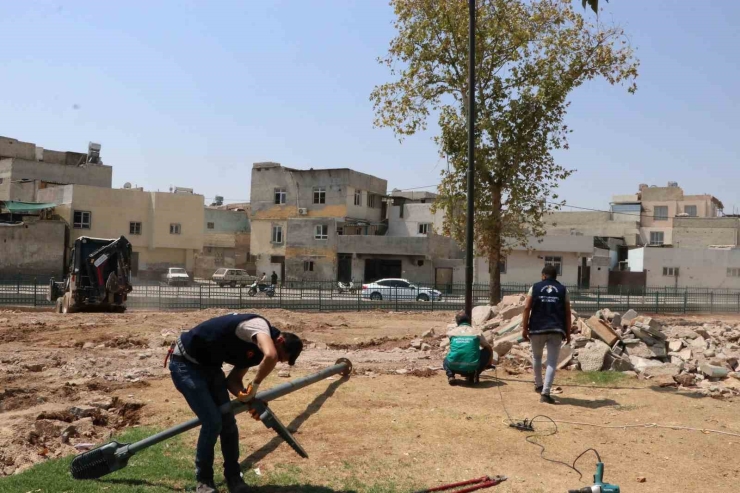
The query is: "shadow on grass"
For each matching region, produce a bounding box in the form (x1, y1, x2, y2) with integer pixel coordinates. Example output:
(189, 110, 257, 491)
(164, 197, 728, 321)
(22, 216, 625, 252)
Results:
(554, 396, 619, 408)
(240, 377, 349, 469)
(256, 486, 358, 493)
(98, 478, 181, 491)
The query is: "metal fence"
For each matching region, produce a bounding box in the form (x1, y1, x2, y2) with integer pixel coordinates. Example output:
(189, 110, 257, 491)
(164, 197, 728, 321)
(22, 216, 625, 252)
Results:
(2, 275, 740, 313)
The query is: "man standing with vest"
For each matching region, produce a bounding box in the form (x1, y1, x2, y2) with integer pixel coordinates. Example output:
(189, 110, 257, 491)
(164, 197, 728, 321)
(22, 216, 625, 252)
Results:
(521, 265, 571, 404)
(167, 313, 303, 493)
(443, 312, 493, 385)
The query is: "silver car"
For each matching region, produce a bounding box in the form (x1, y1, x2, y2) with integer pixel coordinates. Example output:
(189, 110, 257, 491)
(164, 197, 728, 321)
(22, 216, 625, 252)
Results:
(361, 278, 442, 301)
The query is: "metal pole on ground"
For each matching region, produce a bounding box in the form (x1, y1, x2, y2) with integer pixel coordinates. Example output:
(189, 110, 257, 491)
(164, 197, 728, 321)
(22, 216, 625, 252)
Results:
(464, 0, 476, 318)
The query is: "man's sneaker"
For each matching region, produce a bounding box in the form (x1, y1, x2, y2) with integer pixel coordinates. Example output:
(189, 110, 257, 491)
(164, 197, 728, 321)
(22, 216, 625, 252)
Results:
(465, 374, 475, 384)
(534, 385, 543, 394)
(196, 481, 219, 493)
(226, 474, 250, 493)
(448, 376, 456, 386)
(540, 394, 556, 405)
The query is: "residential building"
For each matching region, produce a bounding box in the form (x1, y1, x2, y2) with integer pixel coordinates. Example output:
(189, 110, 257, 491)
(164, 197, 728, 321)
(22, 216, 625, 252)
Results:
(249, 162, 387, 280)
(0, 212, 66, 278)
(612, 182, 724, 247)
(545, 211, 641, 246)
(473, 235, 595, 287)
(37, 184, 204, 279)
(0, 136, 112, 201)
(628, 246, 740, 288)
(195, 207, 253, 278)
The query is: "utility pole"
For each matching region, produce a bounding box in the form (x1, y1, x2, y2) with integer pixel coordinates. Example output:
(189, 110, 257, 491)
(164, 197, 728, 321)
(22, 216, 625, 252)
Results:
(464, 0, 476, 317)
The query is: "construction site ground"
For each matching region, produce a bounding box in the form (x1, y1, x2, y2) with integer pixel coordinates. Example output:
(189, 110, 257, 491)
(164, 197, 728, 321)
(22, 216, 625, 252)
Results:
(1, 309, 738, 492)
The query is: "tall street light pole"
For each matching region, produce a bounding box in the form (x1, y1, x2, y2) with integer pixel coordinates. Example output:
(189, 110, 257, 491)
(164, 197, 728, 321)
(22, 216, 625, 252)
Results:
(464, 0, 476, 317)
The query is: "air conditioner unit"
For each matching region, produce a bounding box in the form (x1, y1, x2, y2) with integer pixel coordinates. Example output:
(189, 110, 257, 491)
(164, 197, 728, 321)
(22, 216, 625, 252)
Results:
(298, 208, 308, 215)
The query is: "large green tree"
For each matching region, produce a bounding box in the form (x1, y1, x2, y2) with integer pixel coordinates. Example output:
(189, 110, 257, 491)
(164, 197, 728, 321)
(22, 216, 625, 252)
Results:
(371, 0, 638, 303)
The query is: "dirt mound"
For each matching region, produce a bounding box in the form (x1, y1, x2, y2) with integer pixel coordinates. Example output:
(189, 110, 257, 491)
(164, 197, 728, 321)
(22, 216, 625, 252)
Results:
(407, 368, 437, 378)
(328, 336, 412, 351)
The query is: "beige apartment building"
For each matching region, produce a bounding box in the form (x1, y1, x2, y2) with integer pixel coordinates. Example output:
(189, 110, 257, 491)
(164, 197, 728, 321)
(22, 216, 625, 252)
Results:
(37, 184, 204, 278)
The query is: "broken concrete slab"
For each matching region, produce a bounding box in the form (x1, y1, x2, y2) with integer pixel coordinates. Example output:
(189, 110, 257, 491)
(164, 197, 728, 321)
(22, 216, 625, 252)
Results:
(690, 336, 707, 350)
(579, 340, 611, 371)
(611, 314, 622, 329)
(606, 352, 634, 372)
(557, 346, 574, 370)
(621, 309, 639, 325)
(629, 356, 665, 373)
(481, 319, 501, 331)
(421, 328, 435, 339)
(643, 363, 681, 379)
(630, 326, 658, 346)
(578, 319, 592, 339)
(409, 339, 423, 350)
(586, 316, 620, 347)
(700, 363, 729, 379)
(624, 340, 665, 359)
(472, 305, 494, 326)
(495, 315, 523, 336)
(668, 340, 684, 352)
(493, 340, 514, 358)
(499, 304, 524, 321)
(501, 294, 525, 306)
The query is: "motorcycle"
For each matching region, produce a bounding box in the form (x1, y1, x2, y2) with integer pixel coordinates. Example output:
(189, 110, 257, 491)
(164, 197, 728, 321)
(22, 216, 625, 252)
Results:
(337, 280, 355, 294)
(247, 280, 275, 298)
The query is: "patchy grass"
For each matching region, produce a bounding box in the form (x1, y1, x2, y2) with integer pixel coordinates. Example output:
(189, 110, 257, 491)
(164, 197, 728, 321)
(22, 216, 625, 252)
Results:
(0, 427, 411, 493)
(569, 371, 630, 387)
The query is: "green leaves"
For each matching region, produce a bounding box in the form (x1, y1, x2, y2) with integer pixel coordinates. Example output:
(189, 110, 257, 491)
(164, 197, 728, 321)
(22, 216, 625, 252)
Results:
(372, 0, 637, 302)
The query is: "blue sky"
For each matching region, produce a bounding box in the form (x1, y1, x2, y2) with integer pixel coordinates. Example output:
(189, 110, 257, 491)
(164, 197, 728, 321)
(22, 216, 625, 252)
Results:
(1, 0, 738, 212)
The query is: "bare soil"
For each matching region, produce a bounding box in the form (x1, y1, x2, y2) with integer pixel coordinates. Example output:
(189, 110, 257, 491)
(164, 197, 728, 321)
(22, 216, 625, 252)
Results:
(1, 308, 739, 492)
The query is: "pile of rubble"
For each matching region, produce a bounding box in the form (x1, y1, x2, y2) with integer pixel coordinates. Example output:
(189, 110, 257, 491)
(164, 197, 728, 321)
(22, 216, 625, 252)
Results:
(466, 296, 740, 398)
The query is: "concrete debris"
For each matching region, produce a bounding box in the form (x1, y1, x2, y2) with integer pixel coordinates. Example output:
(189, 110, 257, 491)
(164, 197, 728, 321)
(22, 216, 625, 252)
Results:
(278, 369, 291, 378)
(621, 309, 639, 325)
(481, 319, 501, 331)
(499, 305, 524, 321)
(585, 316, 620, 347)
(674, 373, 696, 387)
(642, 363, 681, 379)
(420, 343, 432, 352)
(421, 328, 435, 339)
(578, 341, 611, 371)
(493, 340, 514, 358)
(668, 340, 684, 352)
(471, 305, 494, 326)
(409, 339, 423, 350)
(700, 363, 729, 379)
(440, 338, 450, 350)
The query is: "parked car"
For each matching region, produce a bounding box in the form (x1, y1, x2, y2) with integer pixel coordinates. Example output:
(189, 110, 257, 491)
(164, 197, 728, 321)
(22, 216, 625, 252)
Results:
(163, 267, 190, 286)
(212, 268, 254, 287)
(361, 278, 442, 301)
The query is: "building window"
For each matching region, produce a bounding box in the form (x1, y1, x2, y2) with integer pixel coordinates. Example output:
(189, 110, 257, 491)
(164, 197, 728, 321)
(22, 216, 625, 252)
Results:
(663, 267, 679, 277)
(313, 187, 326, 204)
(271, 225, 283, 244)
(336, 226, 344, 236)
(684, 205, 697, 217)
(304, 260, 314, 272)
(544, 256, 562, 276)
(654, 206, 668, 221)
(418, 223, 431, 234)
(315, 224, 328, 240)
(649, 231, 664, 246)
(207, 222, 215, 230)
(368, 194, 377, 208)
(129, 222, 142, 235)
(354, 189, 362, 206)
(73, 211, 91, 229)
(170, 223, 181, 235)
(728, 268, 740, 278)
(274, 188, 286, 204)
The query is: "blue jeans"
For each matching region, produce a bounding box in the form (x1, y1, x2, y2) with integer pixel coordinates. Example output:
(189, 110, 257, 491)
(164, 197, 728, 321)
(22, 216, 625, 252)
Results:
(530, 333, 563, 395)
(169, 359, 241, 482)
(443, 347, 493, 379)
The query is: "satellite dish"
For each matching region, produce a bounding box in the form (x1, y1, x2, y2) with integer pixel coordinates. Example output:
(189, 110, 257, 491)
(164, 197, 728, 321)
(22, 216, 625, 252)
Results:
(123, 182, 132, 189)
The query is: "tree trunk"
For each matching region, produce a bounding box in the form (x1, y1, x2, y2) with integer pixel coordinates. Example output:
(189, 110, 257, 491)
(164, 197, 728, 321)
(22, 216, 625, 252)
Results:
(488, 182, 502, 304)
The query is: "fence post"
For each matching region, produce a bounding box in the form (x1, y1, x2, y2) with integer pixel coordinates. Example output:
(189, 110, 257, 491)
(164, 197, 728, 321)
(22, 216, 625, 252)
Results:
(357, 285, 361, 312)
(300, 280, 304, 303)
(737, 293, 740, 314)
(395, 286, 398, 312)
(158, 284, 162, 310)
(33, 278, 37, 307)
(278, 282, 282, 309)
(318, 284, 322, 312)
(710, 291, 714, 314)
(655, 291, 659, 313)
(17, 274, 20, 295)
(199, 285, 203, 310)
(597, 286, 601, 310)
(683, 289, 688, 314)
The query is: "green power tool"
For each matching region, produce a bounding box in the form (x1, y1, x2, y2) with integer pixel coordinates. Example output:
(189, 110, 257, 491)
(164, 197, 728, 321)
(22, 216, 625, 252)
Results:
(568, 462, 620, 493)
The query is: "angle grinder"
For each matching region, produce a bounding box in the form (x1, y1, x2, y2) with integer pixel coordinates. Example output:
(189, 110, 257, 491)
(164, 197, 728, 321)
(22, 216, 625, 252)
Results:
(568, 462, 619, 493)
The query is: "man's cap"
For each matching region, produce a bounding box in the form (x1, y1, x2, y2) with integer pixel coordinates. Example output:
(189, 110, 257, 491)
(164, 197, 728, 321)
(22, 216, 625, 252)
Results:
(281, 332, 303, 366)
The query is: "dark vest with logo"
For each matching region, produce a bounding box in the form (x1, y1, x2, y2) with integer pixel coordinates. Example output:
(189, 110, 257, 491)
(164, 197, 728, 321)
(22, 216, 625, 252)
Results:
(529, 279, 567, 336)
(180, 313, 280, 368)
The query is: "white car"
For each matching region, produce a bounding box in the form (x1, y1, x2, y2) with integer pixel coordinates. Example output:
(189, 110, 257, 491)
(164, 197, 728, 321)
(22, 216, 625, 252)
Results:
(212, 268, 254, 288)
(163, 267, 190, 286)
(361, 278, 442, 301)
